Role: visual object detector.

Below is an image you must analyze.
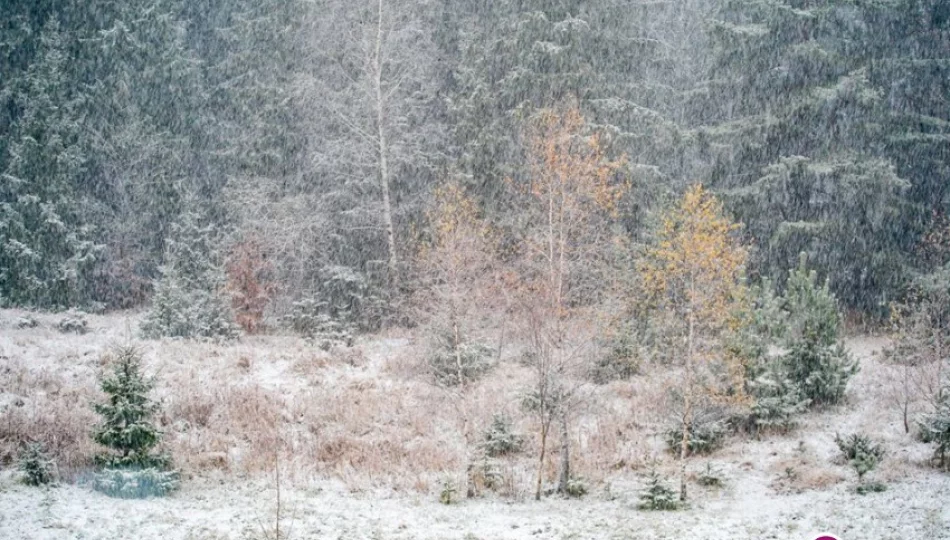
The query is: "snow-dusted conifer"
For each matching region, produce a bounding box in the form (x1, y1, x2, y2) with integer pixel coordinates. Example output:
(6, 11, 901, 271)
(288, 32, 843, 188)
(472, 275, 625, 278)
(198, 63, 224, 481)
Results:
(141, 211, 238, 339)
(92, 346, 178, 498)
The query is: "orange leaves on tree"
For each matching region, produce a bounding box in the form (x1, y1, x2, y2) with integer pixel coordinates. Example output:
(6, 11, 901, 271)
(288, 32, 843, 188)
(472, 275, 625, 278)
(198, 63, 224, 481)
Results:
(415, 179, 498, 319)
(226, 238, 274, 334)
(642, 184, 747, 330)
(518, 104, 628, 315)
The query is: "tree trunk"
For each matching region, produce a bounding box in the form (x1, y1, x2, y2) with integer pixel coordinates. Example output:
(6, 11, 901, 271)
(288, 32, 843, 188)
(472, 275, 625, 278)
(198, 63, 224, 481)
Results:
(374, 0, 398, 287)
(679, 397, 691, 502)
(452, 312, 465, 387)
(535, 420, 548, 501)
(902, 363, 910, 434)
(556, 408, 570, 494)
(679, 306, 695, 502)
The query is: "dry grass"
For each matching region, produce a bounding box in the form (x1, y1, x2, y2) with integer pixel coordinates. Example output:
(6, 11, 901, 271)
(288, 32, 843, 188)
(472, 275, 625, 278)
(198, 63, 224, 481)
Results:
(0, 360, 98, 476)
(768, 446, 846, 494)
(0, 310, 906, 501)
(0, 324, 683, 496)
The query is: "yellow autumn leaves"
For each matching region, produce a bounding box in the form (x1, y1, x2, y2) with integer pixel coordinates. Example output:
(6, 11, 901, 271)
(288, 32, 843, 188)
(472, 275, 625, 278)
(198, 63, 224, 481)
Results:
(642, 183, 748, 332)
(419, 106, 751, 367)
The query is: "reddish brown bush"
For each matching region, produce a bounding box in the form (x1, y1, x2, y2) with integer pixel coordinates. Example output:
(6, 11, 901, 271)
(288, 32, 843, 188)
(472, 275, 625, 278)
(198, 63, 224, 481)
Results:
(226, 238, 274, 333)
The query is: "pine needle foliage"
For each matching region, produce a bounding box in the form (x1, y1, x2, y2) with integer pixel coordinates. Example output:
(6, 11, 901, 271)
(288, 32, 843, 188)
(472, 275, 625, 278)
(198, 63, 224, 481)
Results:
(18, 442, 55, 486)
(481, 414, 524, 457)
(140, 212, 239, 340)
(835, 433, 885, 484)
(918, 389, 950, 469)
(781, 254, 858, 406)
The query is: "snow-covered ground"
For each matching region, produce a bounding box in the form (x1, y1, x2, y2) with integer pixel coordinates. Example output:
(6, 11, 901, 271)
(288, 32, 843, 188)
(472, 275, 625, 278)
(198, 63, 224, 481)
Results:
(1, 469, 947, 540)
(1, 310, 948, 540)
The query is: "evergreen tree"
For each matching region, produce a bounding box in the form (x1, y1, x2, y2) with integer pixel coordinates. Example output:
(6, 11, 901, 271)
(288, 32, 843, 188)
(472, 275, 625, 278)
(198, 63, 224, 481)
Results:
(637, 468, 680, 511)
(92, 345, 178, 498)
(92, 346, 169, 469)
(18, 442, 55, 486)
(703, 0, 950, 313)
(918, 389, 950, 469)
(835, 432, 885, 486)
(780, 254, 857, 406)
(141, 211, 239, 339)
(0, 19, 101, 308)
(481, 414, 524, 457)
(747, 359, 810, 433)
(448, 0, 705, 225)
(79, 0, 215, 308)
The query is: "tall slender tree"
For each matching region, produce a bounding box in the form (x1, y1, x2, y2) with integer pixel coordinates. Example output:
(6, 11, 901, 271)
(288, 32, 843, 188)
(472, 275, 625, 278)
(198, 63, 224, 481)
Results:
(641, 184, 748, 501)
(514, 104, 627, 499)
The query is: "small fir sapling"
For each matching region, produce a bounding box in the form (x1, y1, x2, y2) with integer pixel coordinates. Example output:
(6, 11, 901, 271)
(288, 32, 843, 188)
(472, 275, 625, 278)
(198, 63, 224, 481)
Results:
(780, 254, 858, 406)
(481, 414, 524, 457)
(835, 433, 885, 492)
(18, 442, 56, 486)
(918, 389, 950, 469)
(91, 346, 179, 498)
(637, 468, 680, 511)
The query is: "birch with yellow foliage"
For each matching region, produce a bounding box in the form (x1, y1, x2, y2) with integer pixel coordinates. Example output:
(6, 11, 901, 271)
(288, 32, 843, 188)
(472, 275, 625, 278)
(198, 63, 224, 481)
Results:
(641, 184, 748, 502)
(415, 180, 497, 390)
(515, 103, 628, 500)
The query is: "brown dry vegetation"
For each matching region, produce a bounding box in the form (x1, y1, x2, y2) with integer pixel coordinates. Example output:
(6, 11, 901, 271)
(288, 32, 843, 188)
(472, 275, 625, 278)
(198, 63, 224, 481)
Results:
(0, 312, 679, 493)
(0, 311, 937, 501)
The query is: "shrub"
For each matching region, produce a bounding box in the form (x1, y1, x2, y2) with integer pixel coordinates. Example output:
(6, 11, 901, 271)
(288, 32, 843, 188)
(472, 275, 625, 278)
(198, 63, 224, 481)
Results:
(481, 414, 523, 457)
(469, 454, 504, 494)
(286, 298, 354, 349)
(18, 442, 55, 486)
(315, 265, 386, 332)
(835, 433, 885, 484)
(917, 389, 950, 469)
(666, 417, 726, 456)
(91, 467, 180, 499)
(439, 478, 457, 505)
(856, 481, 887, 495)
(697, 462, 723, 487)
(15, 315, 38, 329)
(56, 310, 88, 334)
(591, 331, 640, 383)
(563, 476, 587, 498)
(637, 469, 679, 510)
(427, 331, 493, 387)
(226, 238, 273, 334)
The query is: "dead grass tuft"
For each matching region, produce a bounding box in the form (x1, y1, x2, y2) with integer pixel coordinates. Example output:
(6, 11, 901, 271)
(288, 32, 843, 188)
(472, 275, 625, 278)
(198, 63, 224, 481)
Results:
(769, 454, 845, 493)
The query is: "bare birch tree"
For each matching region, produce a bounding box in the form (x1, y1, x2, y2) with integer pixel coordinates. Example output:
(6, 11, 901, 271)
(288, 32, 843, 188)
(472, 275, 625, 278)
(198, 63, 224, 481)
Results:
(301, 0, 443, 289)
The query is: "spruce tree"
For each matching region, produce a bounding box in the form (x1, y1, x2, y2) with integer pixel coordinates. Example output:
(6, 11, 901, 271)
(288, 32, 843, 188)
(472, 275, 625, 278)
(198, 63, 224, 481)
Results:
(747, 360, 810, 433)
(92, 346, 178, 497)
(637, 468, 680, 511)
(141, 210, 239, 339)
(0, 19, 101, 308)
(918, 389, 950, 470)
(702, 0, 949, 313)
(93, 346, 167, 469)
(18, 442, 55, 486)
(780, 254, 857, 406)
